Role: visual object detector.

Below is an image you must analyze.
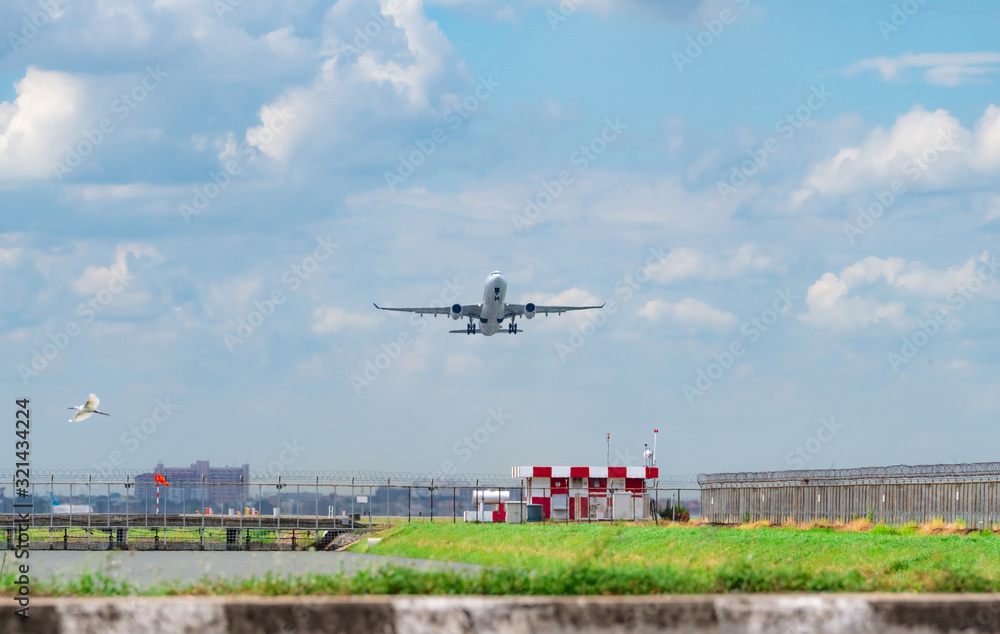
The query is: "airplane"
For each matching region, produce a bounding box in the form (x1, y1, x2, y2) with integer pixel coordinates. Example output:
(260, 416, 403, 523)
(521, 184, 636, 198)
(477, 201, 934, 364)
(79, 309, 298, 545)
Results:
(374, 270, 605, 336)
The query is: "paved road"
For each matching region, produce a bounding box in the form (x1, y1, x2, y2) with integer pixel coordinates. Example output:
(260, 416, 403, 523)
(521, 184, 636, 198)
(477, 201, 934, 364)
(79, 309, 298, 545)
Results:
(0, 550, 481, 590)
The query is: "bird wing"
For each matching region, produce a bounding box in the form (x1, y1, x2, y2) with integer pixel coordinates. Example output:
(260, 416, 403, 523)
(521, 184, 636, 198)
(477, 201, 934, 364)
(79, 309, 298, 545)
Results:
(70, 411, 93, 423)
(84, 394, 100, 410)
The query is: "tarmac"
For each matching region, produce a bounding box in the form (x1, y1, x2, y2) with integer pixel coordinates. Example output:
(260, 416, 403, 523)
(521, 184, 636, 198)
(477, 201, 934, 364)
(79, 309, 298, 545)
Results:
(0, 550, 481, 590)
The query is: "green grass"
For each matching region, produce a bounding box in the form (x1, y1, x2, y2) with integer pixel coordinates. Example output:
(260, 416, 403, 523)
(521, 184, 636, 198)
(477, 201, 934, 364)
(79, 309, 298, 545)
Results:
(350, 522, 1000, 592)
(5, 522, 1000, 596)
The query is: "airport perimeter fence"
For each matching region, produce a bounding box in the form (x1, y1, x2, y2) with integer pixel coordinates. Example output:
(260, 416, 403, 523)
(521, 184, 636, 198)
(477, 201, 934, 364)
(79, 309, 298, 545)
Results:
(699, 462, 1000, 528)
(2, 470, 701, 551)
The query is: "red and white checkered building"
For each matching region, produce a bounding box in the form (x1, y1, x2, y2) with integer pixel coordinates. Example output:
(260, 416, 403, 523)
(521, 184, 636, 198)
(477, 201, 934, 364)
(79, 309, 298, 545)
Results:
(511, 466, 659, 521)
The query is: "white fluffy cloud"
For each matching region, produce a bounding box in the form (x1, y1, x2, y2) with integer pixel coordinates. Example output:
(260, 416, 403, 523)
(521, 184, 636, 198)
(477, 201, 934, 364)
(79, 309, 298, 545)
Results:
(244, 0, 465, 164)
(638, 298, 737, 331)
(0, 68, 94, 180)
(846, 52, 1000, 86)
(71, 243, 162, 296)
(800, 252, 1000, 330)
(794, 104, 1000, 203)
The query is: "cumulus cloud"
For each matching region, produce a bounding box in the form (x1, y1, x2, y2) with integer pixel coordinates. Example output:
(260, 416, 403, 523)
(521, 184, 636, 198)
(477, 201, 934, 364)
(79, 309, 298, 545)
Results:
(794, 104, 1000, 203)
(311, 306, 380, 334)
(650, 243, 778, 284)
(244, 0, 466, 165)
(800, 252, 1000, 330)
(426, 0, 735, 23)
(71, 243, 162, 296)
(845, 52, 1000, 86)
(638, 298, 737, 331)
(0, 68, 94, 180)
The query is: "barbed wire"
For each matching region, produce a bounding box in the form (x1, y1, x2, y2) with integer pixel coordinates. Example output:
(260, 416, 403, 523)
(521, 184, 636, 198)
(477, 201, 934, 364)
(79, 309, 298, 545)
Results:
(698, 461, 1000, 487)
(1, 468, 699, 487)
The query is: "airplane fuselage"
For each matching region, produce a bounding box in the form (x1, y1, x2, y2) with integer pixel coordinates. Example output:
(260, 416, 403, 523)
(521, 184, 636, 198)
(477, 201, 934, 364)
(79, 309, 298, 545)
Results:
(373, 270, 603, 336)
(478, 271, 508, 336)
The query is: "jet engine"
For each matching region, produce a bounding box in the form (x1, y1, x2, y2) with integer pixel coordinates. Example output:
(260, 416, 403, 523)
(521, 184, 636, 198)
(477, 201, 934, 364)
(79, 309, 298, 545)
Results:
(451, 303, 462, 319)
(524, 302, 536, 319)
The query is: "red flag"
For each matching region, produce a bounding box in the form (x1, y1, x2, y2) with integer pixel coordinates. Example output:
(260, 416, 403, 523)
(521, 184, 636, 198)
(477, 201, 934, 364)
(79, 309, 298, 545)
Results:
(155, 474, 170, 486)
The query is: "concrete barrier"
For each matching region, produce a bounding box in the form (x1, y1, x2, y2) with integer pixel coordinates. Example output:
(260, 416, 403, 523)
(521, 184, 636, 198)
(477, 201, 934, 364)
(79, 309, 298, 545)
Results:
(2, 594, 1000, 633)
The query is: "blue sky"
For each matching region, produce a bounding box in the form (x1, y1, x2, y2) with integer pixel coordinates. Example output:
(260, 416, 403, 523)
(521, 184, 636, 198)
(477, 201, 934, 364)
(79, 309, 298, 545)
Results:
(2, 0, 1000, 480)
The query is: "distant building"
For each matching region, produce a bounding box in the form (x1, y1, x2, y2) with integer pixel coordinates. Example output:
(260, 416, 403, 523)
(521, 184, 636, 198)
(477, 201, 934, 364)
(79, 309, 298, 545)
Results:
(511, 466, 659, 521)
(136, 461, 250, 510)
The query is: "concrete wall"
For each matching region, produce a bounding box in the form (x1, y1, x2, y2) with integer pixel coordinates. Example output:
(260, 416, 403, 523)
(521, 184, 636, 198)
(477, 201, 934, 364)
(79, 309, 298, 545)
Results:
(4, 594, 1000, 633)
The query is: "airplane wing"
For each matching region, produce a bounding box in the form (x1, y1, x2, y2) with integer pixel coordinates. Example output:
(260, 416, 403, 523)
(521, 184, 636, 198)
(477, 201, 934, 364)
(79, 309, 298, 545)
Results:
(506, 302, 605, 318)
(373, 303, 483, 319)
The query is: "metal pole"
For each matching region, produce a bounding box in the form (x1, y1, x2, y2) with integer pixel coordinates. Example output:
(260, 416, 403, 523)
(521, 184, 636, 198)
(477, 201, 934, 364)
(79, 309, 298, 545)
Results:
(351, 478, 355, 529)
(407, 486, 411, 523)
(315, 477, 319, 534)
(386, 478, 390, 529)
(430, 479, 434, 522)
(88, 476, 92, 547)
(453, 487, 456, 524)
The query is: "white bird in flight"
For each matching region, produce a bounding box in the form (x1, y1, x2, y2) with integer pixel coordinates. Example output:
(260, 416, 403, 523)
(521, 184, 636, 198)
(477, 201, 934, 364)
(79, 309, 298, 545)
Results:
(68, 393, 110, 422)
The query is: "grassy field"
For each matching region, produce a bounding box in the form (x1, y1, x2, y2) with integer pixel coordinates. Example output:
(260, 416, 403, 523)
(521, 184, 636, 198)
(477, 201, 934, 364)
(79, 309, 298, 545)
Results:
(5, 521, 1000, 596)
(348, 521, 1000, 592)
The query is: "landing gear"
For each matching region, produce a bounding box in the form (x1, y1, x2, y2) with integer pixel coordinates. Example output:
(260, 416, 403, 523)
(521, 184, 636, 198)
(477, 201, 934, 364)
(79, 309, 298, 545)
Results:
(508, 321, 518, 334)
(466, 322, 477, 335)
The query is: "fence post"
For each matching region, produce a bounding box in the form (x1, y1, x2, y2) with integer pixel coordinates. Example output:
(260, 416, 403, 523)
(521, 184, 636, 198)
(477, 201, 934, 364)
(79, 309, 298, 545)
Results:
(88, 476, 92, 548)
(201, 476, 206, 531)
(430, 479, 434, 522)
(407, 486, 411, 523)
(654, 484, 658, 525)
(453, 487, 456, 524)
(239, 474, 244, 535)
(386, 478, 390, 529)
